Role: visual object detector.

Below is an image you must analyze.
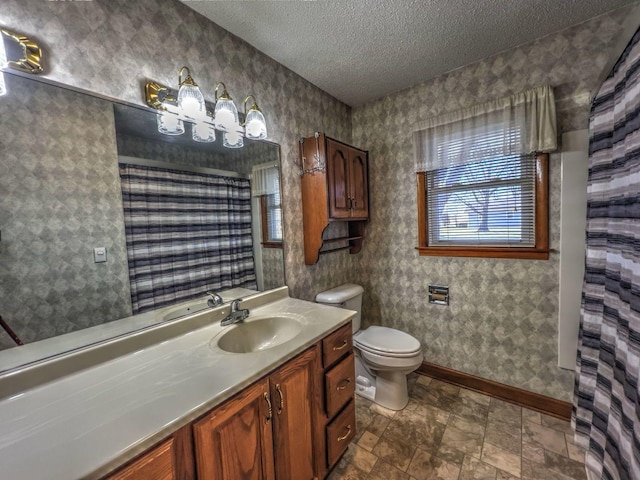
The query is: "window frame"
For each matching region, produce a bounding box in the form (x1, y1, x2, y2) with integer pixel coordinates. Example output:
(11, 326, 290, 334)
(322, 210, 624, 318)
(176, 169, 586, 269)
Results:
(260, 194, 283, 249)
(416, 153, 549, 260)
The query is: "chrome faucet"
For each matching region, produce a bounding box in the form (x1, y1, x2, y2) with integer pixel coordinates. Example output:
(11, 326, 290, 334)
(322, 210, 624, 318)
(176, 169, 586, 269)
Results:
(221, 298, 249, 326)
(206, 291, 223, 308)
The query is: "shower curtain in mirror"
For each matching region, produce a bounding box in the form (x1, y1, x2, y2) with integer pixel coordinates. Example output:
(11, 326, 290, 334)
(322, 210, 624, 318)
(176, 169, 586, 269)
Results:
(573, 27, 640, 480)
(119, 164, 257, 314)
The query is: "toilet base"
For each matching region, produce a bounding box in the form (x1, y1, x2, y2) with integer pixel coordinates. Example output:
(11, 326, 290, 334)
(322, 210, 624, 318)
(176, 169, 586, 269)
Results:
(355, 354, 411, 411)
(355, 375, 376, 402)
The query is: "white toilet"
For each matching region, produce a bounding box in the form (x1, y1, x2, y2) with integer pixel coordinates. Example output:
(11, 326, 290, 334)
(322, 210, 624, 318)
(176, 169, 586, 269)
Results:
(316, 284, 423, 410)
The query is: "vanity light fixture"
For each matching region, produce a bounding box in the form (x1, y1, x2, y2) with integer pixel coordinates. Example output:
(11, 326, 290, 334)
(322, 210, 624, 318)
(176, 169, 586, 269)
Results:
(243, 95, 267, 140)
(177, 66, 206, 120)
(0, 27, 44, 97)
(213, 82, 240, 132)
(144, 71, 268, 148)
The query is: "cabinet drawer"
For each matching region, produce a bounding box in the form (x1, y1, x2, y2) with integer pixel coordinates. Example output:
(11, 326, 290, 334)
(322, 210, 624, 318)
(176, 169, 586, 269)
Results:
(326, 400, 356, 468)
(325, 353, 355, 418)
(322, 322, 352, 367)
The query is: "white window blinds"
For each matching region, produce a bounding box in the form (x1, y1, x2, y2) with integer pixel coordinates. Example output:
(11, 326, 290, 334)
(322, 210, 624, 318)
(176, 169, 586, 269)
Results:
(251, 162, 282, 243)
(426, 153, 537, 247)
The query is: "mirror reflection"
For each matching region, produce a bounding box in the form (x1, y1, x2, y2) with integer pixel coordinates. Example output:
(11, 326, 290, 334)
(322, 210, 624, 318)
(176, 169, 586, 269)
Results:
(0, 72, 284, 355)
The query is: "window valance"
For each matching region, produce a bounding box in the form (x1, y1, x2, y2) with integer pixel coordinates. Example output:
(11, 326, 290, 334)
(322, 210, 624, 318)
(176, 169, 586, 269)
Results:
(251, 162, 280, 197)
(413, 85, 557, 172)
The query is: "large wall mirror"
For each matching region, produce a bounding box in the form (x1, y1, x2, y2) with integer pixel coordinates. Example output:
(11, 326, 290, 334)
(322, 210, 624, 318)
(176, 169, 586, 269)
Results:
(0, 72, 285, 368)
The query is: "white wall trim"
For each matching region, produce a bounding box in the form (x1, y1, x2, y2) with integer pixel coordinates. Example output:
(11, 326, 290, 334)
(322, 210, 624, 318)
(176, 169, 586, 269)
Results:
(558, 129, 589, 369)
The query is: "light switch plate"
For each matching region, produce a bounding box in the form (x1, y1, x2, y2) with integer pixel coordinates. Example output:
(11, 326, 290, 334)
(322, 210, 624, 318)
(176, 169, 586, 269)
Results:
(94, 247, 107, 263)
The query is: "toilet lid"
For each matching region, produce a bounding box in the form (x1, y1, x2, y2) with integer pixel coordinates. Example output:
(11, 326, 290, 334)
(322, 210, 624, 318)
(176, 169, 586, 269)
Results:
(354, 326, 421, 355)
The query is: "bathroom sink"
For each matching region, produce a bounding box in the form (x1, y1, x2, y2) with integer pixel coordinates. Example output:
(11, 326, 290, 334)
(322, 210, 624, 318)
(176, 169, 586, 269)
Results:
(212, 316, 303, 354)
(162, 300, 211, 322)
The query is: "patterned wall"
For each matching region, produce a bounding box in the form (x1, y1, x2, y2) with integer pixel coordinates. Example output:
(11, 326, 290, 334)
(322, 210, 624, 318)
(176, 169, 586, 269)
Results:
(0, 74, 132, 347)
(351, 8, 634, 401)
(1, 0, 355, 348)
(2, 0, 632, 399)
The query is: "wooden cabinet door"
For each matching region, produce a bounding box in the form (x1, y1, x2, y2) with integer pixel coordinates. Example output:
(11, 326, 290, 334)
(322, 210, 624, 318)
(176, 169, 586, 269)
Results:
(193, 379, 275, 480)
(106, 426, 194, 480)
(326, 140, 351, 219)
(107, 439, 176, 480)
(269, 345, 321, 480)
(348, 148, 369, 219)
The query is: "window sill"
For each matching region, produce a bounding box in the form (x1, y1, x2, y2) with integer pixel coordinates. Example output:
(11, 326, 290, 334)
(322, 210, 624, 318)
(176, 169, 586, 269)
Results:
(262, 242, 283, 249)
(416, 246, 550, 260)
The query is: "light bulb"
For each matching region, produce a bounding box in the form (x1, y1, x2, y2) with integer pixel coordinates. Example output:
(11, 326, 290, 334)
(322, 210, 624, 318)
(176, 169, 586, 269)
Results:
(245, 108, 267, 140)
(157, 111, 184, 135)
(192, 120, 216, 143)
(223, 129, 244, 149)
(178, 84, 206, 120)
(214, 98, 239, 132)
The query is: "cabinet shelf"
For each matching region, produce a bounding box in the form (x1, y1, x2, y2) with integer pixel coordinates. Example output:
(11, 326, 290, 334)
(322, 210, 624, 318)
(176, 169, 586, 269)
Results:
(300, 133, 369, 265)
(322, 235, 364, 244)
(319, 246, 351, 256)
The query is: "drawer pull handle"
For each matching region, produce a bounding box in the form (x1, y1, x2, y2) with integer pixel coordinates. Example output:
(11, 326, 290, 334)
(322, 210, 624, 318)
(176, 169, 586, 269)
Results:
(337, 425, 352, 442)
(275, 383, 284, 414)
(337, 378, 352, 391)
(263, 392, 272, 423)
(333, 339, 348, 351)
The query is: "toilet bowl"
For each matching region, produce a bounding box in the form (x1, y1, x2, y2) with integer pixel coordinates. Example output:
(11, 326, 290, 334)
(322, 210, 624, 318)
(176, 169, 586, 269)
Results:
(316, 284, 423, 410)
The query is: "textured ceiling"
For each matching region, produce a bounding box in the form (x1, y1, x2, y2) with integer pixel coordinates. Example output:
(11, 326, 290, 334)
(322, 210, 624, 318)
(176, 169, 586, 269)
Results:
(181, 0, 637, 106)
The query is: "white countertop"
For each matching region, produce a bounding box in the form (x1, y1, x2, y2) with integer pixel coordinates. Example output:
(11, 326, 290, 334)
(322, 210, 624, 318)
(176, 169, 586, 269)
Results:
(0, 289, 355, 479)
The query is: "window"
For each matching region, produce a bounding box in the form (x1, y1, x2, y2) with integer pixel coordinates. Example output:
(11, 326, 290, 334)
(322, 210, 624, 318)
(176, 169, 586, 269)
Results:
(413, 86, 555, 260)
(260, 190, 283, 248)
(417, 153, 549, 259)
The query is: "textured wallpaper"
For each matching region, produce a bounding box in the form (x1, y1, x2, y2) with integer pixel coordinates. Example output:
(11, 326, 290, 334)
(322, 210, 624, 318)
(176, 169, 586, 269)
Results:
(1, 0, 355, 345)
(0, 75, 132, 347)
(350, 8, 633, 401)
(2, 0, 633, 400)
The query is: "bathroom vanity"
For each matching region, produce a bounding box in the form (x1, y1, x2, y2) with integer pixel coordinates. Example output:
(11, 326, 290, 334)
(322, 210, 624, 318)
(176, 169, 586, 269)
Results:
(0, 287, 356, 480)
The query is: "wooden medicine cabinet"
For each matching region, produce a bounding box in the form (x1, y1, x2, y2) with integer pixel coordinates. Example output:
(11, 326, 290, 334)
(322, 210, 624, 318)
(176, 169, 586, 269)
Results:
(299, 133, 369, 265)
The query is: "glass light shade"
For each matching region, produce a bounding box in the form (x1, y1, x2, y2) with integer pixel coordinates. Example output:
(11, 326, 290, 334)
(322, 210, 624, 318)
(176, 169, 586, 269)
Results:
(192, 120, 216, 143)
(223, 129, 244, 149)
(0, 35, 6, 97)
(245, 108, 267, 140)
(157, 111, 184, 135)
(177, 84, 206, 120)
(214, 98, 240, 132)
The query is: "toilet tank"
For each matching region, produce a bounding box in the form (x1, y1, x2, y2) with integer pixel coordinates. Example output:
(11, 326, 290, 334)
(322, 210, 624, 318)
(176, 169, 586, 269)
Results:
(315, 284, 363, 333)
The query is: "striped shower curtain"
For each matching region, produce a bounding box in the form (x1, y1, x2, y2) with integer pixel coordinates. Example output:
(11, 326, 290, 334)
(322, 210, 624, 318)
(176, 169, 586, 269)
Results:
(119, 164, 257, 314)
(573, 28, 640, 480)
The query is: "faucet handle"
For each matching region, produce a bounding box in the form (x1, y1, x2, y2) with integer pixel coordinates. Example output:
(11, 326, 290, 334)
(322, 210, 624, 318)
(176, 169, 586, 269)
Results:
(206, 291, 223, 307)
(230, 298, 244, 311)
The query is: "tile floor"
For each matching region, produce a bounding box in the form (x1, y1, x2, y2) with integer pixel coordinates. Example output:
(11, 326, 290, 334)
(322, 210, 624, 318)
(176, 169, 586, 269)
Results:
(328, 374, 586, 480)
